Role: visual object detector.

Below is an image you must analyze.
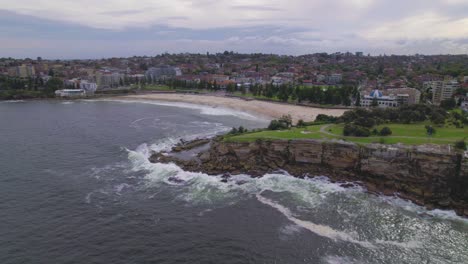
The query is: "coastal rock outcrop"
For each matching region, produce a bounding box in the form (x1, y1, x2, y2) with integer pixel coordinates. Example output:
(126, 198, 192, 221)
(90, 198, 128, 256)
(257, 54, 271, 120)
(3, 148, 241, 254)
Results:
(150, 138, 468, 217)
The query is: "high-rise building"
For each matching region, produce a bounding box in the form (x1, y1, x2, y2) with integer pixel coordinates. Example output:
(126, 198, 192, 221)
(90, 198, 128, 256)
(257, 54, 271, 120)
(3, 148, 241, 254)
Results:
(431, 79, 460, 105)
(14, 64, 35, 78)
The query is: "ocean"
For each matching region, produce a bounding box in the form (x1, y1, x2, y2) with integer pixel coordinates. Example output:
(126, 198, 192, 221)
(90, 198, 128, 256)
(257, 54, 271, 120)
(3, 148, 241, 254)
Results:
(1, 100, 467, 264)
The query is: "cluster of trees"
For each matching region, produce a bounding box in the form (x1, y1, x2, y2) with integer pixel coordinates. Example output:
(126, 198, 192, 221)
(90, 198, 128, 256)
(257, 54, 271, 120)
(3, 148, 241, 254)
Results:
(267, 115, 293, 130)
(0, 75, 64, 99)
(152, 78, 357, 106)
(228, 126, 248, 135)
(343, 124, 393, 138)
(316, 104, 468, 138)
(0, 75, 50, 91)
(248, 84, 356, 105)
(340, 105, 451, 125)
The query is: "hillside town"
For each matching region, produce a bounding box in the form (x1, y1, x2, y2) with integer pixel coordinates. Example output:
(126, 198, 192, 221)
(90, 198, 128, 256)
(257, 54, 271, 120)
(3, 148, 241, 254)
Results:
(1, 52, 467, 111)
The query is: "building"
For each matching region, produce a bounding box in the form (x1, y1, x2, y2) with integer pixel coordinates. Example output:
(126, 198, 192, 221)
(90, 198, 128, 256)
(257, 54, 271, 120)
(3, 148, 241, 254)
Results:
(146, 66, 181, 81)
(431, 79, 460, 105)
(328, 73, 342, 84)
(79, 80, 97, 94)
(95, 72, 124, 89)
(65, 78, 98, 94)
(461, 99, 468, 112)
(355, 52, 364, 57)
(361, 89, 399, 108)
(55, 89, 86, 98)
(302, 80, 314, 87)
(361, 87, 421, 108)
(12, 64, 35, 78)
(386, 87, 421, 105)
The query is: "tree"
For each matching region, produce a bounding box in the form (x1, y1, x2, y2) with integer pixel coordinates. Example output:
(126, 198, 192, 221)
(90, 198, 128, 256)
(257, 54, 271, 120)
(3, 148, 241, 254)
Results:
(425, 125, 436, 136)
(343, 124, 370, 137)
(229, 127, 238, 134)
(296, 119, 306, 127)
(268, 120, 288, 130)
(371, 98, 379, 107)
(440, 98, 457, 110)
(45, 77, 63, 94)
(279, 114, 293, 128)
(355, 95, 361, 106)
(379, 127, 392, 136)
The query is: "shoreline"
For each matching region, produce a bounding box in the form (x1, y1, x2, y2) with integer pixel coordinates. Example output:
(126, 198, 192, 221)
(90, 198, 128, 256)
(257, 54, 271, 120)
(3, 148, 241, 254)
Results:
(151, 137, 468, 217)
(110, 93, 348, 122)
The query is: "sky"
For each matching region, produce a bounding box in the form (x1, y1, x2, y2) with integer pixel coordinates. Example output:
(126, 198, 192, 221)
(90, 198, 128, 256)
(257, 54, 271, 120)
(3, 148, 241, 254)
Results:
(1, 0, 468, 59)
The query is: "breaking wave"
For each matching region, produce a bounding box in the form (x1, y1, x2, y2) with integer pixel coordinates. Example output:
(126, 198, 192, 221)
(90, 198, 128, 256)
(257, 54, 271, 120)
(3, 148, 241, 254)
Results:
(119, 135, 468, 259)
(0, 100, 25, 103)
(96, 98, 266, 121)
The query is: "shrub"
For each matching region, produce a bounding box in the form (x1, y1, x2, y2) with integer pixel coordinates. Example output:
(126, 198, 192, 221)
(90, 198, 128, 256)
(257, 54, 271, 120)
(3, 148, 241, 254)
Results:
(296, 119, 306, 127)
(229, 127, 238, 134)
(229, 126, 248, 134)
(354, 117, 376, 128)
(278, 114, 293, 128)
(440, 98, 457, 110)
(454, 140, 466, 150)
(379, 127, 392, 136)
(315, 114, 338, 123)
(268, 120, 288, 130)
(425, 125, 436, 136)
(343, 124, 370, 137)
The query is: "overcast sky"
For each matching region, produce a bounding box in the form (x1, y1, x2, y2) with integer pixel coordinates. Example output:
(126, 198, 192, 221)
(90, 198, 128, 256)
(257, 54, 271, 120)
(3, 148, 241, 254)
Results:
(1, 0, 468, 59)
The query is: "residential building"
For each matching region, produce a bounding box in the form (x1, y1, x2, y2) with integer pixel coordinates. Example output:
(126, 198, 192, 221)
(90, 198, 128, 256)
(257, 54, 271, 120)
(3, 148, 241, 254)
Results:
(431, 79, 460, 105)
(79, 80, 97, 94)
(14, 64, 35, 78)
(146, 66, 181, 81)
(328, 73, 342, 84)
(386, 87, 421, 105)
(95, 72, 124, 89)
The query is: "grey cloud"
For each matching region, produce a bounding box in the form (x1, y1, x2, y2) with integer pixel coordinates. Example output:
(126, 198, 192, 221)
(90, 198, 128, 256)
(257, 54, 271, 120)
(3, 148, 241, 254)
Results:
(231, 5, 282, 12)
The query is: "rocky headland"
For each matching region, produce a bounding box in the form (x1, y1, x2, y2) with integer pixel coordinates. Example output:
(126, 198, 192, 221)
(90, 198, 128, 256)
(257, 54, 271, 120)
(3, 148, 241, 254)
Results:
(150, 138, 468, 217)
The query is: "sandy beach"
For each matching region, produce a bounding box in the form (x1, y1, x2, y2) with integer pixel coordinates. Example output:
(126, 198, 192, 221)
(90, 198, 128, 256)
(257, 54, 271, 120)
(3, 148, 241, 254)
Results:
(116, 93, 348, 122)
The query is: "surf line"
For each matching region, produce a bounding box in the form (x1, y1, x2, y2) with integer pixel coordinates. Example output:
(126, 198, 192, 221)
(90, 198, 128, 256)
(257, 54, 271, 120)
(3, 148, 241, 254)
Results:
(256, 193, 377, 248)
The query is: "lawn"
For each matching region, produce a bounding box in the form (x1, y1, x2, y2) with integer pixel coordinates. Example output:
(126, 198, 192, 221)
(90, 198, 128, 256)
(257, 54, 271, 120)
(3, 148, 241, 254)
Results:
(141, 85, 173, 91)
(226, 123, 467, 145)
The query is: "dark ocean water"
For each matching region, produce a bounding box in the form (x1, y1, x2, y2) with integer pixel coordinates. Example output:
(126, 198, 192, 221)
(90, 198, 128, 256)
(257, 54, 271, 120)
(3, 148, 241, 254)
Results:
(0, 100, 467, 264)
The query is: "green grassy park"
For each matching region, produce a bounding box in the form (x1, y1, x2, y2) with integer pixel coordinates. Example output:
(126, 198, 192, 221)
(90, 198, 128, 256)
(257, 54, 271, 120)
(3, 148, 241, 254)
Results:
(225, 123, 467, 146)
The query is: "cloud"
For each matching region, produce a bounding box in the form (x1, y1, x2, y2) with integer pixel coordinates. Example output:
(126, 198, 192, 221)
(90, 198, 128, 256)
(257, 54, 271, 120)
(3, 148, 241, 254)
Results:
(363, 12, 468, 40)
(0, 0, 467, 57)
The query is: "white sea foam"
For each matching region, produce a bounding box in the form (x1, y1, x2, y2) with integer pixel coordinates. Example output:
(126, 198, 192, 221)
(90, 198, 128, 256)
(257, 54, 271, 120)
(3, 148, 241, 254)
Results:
(122, 135, 468, 259)
(0, 100, 24, 103)
(378, 195, 468, 224)
(61, 101, 74, 105)
(256, 194, 376, 248)
(322, 255, 360, 264)
(97, 98, 266, 121)
(114, 183, 132, 195)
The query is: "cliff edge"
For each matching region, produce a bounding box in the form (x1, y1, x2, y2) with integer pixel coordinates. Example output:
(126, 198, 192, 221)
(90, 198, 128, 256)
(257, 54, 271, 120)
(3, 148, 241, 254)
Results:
(150, 138, 468, 217)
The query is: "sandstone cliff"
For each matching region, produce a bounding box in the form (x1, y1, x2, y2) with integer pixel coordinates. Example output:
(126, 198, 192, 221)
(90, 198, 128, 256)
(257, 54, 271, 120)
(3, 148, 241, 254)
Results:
(150, 139, 468, 217)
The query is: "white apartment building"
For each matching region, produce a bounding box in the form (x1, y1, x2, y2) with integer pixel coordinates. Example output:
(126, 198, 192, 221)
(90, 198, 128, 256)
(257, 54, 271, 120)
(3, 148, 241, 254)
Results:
(428, 79, 460, 105)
